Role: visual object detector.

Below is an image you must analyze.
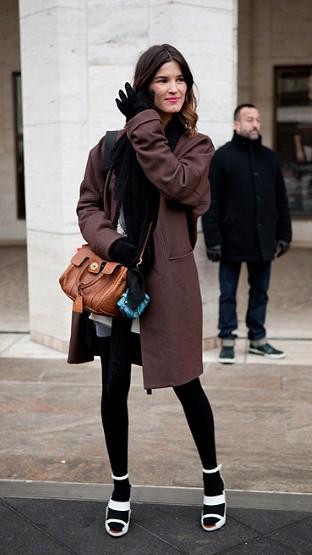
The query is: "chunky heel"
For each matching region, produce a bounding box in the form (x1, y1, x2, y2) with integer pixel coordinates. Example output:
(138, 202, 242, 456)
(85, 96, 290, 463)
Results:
(105, 473, 131, 537)
(201, 464, 226, 532)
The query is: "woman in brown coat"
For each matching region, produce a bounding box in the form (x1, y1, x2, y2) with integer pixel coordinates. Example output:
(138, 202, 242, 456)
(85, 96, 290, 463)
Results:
(71, 44, 226, 537)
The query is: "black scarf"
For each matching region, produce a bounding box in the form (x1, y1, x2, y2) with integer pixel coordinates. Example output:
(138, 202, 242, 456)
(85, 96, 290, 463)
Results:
(106, 115, 185, 393)
(111, 114, 185, 263)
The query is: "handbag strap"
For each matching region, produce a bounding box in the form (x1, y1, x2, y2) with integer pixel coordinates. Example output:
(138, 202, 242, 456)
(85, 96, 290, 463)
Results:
(137, 222, 153, 266)
(101, 130, 152, 268)
(102, 130, 117, 171)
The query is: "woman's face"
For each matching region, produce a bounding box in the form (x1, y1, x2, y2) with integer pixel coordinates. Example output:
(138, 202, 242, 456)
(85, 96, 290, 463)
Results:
(149, 60, 187, 125)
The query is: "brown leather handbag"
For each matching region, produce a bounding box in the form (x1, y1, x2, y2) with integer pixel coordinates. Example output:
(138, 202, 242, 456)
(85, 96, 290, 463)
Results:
(59, 245, 128, 317)
(59, 130, 131, 317)
(59, 222, 152, 317)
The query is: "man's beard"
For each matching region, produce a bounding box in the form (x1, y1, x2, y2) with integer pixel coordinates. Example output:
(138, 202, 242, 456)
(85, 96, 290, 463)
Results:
(248, 129, 260, 140)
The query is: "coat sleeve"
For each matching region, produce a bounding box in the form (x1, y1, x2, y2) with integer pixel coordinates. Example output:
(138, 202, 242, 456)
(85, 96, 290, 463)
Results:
(275, 160, 292, 243)
(76, 137, 121, 259)
(126, 110, 214, 209)
(201, 150, 223, 247)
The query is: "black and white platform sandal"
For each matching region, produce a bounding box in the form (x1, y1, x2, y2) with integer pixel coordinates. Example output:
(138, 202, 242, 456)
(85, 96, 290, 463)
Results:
(105, 473, 131, 538)
(201, 464, 226, 532)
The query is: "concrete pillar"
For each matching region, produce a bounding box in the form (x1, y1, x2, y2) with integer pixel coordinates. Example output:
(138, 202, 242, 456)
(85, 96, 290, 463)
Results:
(148, 0, 238, 147)
(19, 0, 237, 351)
(237, 0, 252, 104)
(19, 0, 88, 350)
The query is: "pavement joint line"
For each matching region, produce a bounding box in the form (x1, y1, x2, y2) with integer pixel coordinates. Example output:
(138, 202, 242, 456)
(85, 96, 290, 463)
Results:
(0, 480, 311, 513)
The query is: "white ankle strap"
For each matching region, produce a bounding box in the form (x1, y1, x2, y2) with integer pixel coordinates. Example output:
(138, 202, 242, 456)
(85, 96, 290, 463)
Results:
(112, 472, 129, 481)
(108, 498, 131, 511)
(203, 464, 222, 474)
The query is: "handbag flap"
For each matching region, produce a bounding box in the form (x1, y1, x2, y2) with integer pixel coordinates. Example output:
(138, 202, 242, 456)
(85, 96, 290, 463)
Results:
(70, 247, 123, 275)
(71, 246, 103, 270)
(102, 261, 123, 275)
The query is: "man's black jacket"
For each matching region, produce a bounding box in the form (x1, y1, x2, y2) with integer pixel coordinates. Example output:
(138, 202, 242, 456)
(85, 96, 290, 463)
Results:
(202, 132, 292, 261)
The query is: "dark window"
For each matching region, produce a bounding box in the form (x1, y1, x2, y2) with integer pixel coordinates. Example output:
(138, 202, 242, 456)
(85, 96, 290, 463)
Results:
(12, 71, 25, 220)
(275, 66, 312, 216)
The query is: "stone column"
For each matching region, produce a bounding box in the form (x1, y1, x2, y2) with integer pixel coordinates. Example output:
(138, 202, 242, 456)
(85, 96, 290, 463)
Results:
(147, 0, 238, 345)
(19, 0, 237, 351)
(148, 0, 237, 146)
(19, 0, 88, 350)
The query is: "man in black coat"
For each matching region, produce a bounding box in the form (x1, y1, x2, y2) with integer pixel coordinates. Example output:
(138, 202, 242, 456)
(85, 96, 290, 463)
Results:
(202, 103, 292, 363)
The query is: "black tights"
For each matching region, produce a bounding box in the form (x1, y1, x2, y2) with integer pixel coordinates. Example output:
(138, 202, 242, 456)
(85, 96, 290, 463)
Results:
(173, 379, 217, 470)
(100, 350, 217, 477)
(100, 345, 131, 477)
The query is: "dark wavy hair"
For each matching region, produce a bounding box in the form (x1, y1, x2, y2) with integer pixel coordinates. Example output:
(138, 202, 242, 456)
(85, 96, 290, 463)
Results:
(133, 44, 198, 136)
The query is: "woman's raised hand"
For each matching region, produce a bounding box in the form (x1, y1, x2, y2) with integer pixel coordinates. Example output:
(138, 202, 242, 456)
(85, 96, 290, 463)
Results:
(115, 82, 154, 121)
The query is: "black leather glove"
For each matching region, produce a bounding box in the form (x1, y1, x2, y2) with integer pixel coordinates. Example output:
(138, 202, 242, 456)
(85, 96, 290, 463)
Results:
(275, 240, 290, 258)
(206, 245, 222, 262)
(109, 239, 137, 267)
(115, 82, 154, 121)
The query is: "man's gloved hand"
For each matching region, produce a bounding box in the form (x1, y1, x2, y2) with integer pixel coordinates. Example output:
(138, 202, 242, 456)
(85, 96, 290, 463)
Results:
(109, 239, 137, 267)
(115, 82, 154, 121)
(275, 240, 290, 258)
(206, 245, 222, 262)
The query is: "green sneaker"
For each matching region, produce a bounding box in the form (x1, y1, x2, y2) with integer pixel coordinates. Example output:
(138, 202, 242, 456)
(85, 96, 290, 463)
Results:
(248, 342, 285, 359)
(218, 346, 236, 364)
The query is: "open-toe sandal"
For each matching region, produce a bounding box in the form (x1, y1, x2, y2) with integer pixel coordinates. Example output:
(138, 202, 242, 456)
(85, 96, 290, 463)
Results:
(201, 464, 226, 532)
(105, 498, 131, 537)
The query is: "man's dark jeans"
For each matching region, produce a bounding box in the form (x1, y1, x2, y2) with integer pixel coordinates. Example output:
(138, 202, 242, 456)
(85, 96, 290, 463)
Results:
(218, 259, 272, 341)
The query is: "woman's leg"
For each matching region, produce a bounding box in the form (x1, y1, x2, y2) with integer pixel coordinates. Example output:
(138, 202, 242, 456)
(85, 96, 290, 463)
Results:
(173, 377, 217, 470)
(98, 336, 132, 536)
(173, 378, 226, 530)
(99, 336, 131, 498)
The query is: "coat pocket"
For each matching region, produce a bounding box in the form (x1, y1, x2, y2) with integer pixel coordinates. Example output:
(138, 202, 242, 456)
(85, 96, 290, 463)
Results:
(159, 203, 193, 260)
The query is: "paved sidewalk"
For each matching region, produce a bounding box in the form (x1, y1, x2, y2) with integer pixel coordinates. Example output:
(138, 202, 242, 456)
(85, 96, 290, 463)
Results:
(0, 245, 311, 554)
(1, 489, 312, 555)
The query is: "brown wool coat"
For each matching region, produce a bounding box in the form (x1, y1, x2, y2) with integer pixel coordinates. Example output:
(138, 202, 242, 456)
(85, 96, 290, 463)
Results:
(68, 109, 214, 389)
